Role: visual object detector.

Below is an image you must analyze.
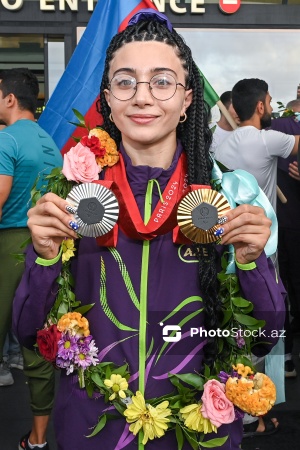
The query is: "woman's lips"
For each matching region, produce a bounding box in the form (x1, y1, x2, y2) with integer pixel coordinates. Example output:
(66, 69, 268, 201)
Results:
(129, 114, 158, 124)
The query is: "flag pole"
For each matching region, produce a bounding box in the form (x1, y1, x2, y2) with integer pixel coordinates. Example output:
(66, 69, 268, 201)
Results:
(217, 100, 238, 130)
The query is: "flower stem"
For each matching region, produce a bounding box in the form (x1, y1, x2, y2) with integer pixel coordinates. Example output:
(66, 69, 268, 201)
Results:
(78, 367, 85, 388)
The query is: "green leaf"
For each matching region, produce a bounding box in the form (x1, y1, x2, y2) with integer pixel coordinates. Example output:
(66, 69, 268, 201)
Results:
(91, 372, 106, 388)
(74, 303, 95, 315)
(200, 436, 228, 448)
(182, 430, 198, 450)
(113, 401, 126, 415)
(220, 310, 232, 327)
(232, 297, 251, 308)
(234, 313, 263, 327)
(86, 414, 107, 437)
(72, 108, 87, 125)
(69, 121, 88, 128)
(203, 364, 211, 379)
(57, 302, 69, 316)
(171, 373, 204, 390)
(175, 424, 184, 450)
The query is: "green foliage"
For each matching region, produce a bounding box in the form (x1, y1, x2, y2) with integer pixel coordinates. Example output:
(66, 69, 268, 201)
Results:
(31, 167, 74, 206)
(213, 252, 265, 373)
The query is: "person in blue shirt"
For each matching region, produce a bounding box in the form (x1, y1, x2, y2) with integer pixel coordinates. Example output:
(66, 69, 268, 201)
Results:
(0, 68, 62, 450)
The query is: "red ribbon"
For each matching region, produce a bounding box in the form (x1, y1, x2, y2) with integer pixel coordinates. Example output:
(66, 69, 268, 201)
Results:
(95, 153, 211, 246)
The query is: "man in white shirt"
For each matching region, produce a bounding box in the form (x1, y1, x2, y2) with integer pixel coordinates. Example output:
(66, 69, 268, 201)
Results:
(214, 78, 299, 212)
(210, 91, 239, 155)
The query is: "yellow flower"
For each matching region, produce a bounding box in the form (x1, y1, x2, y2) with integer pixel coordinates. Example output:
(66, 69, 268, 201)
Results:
(57, 312, 90, 337)
(62, 239, 76, 263)
(232, 363, 253, 377)
(124, 391, 171, 445)
(180, 403, 217, 434)
(104, 373, 129, 401)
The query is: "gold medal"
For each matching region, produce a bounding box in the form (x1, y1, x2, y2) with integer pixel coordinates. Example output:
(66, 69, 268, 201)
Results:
(177, 188, 231, 243)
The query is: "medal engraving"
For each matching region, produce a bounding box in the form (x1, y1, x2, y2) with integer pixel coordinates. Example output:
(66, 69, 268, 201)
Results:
(66, 183, 119, 237)
(77, 197, 105, 225)
(191, 202, 218, 231)
(177, 188, 231, 243)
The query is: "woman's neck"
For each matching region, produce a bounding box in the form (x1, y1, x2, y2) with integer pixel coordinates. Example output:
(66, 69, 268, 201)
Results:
(121, 137, 177, 170)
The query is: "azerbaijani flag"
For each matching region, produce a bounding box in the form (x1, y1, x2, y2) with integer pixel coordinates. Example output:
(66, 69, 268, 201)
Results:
(38, 0, 156, 154)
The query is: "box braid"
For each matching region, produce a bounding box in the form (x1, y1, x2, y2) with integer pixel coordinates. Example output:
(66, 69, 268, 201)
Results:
(97, 19, 222, 369)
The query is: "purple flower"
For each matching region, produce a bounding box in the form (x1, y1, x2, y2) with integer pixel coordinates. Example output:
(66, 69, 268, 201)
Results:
(55, 332, 99, 376)
(235, 329, 246, 348)
(74, 352, 97, 369)
(57, 332, 78, 361)
(218, 371, 231, 383)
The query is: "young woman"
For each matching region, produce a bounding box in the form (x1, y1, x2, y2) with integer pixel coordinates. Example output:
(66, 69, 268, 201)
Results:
(13, 10, 284, 450)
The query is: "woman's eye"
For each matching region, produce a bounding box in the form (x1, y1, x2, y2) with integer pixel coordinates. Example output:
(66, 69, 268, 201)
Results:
(152, 75, 174, 89)
(154, 78, 169, 87)
(118, 79, 133, 88)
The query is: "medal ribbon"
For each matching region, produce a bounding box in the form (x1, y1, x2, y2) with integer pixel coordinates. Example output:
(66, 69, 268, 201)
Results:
(95, 152, 211, 246)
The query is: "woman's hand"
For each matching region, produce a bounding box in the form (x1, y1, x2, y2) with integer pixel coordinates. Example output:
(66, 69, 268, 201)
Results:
(27, 193, 79, 260)
(217, 204, 272, 265)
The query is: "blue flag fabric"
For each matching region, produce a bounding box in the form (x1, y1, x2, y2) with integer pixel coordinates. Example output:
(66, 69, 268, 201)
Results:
(38, 0, 155, 153)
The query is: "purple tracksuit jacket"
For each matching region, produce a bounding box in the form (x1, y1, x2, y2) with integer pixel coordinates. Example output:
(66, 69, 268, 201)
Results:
(13, 144, 285, 450)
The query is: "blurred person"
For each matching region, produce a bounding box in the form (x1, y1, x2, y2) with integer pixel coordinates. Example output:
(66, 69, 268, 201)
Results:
(215, 78, 300, 438)
(210, 90, 240, 154)
(270, 99, 300, 377)
(215, 78, 299, 213)
(0, 68, 62, 449)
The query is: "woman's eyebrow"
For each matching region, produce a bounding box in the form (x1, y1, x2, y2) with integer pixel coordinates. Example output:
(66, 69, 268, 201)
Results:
(112, 68, 136, 77)
(150, 68, 177, 76)
(112, 67, 178, 77)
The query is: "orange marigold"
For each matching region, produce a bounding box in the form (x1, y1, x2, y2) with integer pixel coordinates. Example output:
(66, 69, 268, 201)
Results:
(57, 312, 90, 337)
(89, 128, 119, 168)
(232, 363, 253, 377)
(225, 372, 276, 416)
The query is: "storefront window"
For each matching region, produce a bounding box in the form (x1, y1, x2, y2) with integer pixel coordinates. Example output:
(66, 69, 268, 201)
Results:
(47, 39, 65, 99)
(0, 34, 65, 117)
(179, 28, 300, 112)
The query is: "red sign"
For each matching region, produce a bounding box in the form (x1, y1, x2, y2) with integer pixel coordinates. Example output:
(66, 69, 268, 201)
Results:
(219, 0, 241, 14)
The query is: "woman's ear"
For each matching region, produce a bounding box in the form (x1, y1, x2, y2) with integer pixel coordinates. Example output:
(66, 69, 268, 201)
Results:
(181, 89, 193, 115)
(104, 89, 111, 108)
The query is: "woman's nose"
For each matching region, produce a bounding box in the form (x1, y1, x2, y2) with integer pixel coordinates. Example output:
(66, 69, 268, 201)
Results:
(132, 82, 154, 105)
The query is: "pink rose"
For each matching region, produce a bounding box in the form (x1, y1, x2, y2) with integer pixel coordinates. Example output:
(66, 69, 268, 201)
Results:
(62, 142, 101, 183)
(201, 379, 235, 428)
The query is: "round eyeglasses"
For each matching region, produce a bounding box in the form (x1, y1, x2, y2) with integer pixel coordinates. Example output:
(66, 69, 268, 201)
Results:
(108, 73, 186, 101)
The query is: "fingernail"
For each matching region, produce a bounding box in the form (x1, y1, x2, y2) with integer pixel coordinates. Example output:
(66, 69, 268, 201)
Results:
(66, 205, 77, 214)
(214, 227, 224, 237)
(69, 220, 80, 231)
(217, 216, 228, 225)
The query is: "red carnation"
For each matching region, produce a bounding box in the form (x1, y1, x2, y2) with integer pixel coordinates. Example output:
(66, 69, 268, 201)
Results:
(37, 324, 62, 363)
(80, 135, 106, 157)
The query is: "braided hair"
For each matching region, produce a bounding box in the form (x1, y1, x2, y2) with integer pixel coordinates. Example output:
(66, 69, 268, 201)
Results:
(97, 19, 222, 368)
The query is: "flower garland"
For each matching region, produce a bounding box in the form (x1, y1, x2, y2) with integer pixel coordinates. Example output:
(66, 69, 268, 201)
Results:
(33, 110, 276, 448)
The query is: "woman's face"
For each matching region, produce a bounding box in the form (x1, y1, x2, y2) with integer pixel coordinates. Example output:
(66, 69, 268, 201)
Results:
(104, 41, 193, 150)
